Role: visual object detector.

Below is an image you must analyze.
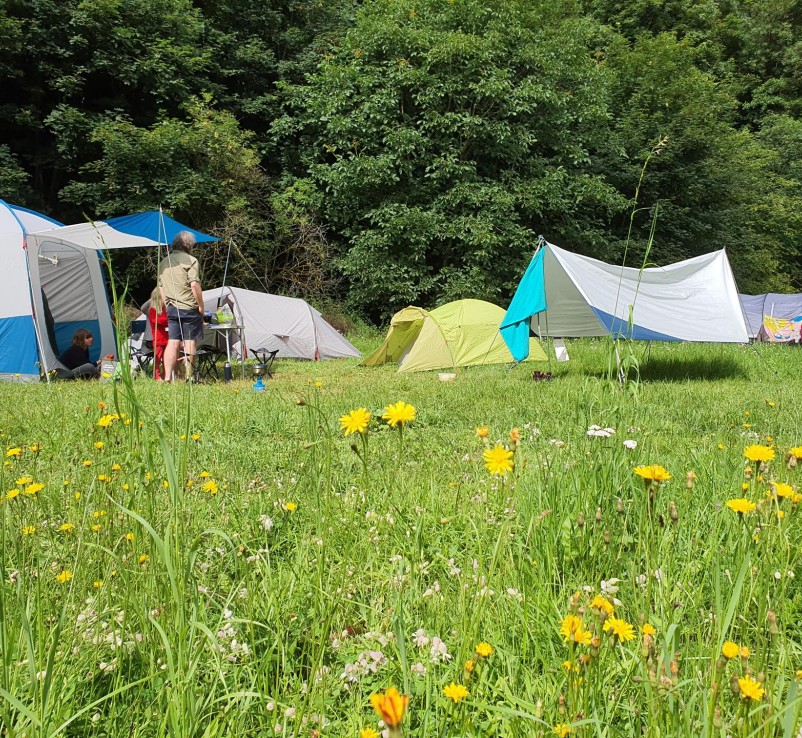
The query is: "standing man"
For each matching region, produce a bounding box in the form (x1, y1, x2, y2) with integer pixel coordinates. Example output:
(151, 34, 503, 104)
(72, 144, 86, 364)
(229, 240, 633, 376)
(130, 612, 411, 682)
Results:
(158, 231, 205, 381)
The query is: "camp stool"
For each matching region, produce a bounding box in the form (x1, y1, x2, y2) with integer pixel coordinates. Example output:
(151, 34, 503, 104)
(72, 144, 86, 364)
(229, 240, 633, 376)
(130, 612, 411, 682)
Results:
(250, 348, 279, 379)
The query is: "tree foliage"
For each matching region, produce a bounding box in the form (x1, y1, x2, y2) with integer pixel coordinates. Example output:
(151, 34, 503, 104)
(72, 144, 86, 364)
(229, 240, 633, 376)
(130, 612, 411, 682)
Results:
(0, 0, 800, 313)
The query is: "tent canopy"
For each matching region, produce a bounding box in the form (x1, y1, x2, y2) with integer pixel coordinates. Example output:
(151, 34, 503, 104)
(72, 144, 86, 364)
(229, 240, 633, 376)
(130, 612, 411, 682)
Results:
(739, 293, 802, 341)
(202, 287, 359, 361)
(362, 299, 546, 373)
(502, 241, 749, 361)
(27, 211, 217, 251)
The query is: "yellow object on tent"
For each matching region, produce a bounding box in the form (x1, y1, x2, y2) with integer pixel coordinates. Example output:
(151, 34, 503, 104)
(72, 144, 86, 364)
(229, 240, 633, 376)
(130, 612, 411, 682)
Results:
(362, 299, 547, 373)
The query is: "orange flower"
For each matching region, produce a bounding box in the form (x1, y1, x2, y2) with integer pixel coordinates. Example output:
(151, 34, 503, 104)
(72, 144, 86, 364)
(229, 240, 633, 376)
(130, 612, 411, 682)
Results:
(370, 686, 408, 728)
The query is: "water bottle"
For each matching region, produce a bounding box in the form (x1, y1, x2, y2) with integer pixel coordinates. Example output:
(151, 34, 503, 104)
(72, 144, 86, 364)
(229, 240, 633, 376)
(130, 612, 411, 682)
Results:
(224, 361, 232, 382)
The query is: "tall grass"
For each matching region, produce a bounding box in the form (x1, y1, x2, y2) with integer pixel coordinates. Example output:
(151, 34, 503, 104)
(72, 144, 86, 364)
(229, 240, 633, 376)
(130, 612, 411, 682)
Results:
(1, 337, 801, 736)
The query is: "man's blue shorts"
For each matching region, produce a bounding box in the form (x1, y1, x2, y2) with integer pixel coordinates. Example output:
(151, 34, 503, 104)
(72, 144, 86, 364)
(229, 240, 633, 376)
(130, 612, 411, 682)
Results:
(166, 305, 205, 342)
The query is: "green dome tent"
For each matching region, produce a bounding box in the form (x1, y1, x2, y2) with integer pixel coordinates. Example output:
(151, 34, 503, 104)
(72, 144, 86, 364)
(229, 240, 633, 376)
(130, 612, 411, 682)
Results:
(362, 299, 546, 373)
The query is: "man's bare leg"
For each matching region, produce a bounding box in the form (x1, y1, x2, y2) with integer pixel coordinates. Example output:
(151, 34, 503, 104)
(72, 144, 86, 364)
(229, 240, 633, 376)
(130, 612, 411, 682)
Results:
(164, 339, 181, 382)
(182, 339, 197, 380)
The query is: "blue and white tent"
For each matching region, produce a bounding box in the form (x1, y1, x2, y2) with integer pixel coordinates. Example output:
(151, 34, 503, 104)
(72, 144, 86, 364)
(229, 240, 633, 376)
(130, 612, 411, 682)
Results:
(0, 205, 216, 381)
(501, 240, 749, 361)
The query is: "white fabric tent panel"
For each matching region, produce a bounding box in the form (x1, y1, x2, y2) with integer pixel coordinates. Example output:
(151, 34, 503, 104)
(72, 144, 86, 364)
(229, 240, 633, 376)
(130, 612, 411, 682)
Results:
(547, 244, 748, 342)
(28, 222, 157, 251)
(533, 247, 606, 336)
(202, 287, 360, 360)
(0, 207, 34, 320)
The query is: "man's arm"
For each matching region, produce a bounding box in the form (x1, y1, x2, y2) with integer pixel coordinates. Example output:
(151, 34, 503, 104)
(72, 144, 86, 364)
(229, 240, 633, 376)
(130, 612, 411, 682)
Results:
(191, 281, 204, 314)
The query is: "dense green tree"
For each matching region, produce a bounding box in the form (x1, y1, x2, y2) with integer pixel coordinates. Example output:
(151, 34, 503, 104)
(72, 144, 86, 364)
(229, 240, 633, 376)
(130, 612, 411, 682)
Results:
(278, 0, 628, 318)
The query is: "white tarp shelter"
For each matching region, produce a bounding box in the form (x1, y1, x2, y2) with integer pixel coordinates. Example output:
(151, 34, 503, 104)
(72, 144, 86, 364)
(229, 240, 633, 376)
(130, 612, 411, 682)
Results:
(501, 240, 749, 360)
(0, 200, 115, 380)
(739, 293, 802, 341)
(203, 287, 360, 360)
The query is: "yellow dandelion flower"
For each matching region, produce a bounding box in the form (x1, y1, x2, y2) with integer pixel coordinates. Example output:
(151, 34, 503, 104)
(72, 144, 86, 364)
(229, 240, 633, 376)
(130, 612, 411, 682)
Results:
(82, 460, 93, 467)
(633, 465, 671, 482)
(475, 426, 490, 439)
(382, 401, 416, 428)
(6, 488, 19, 500)
(640, 623, 656, 636)
(93, 510, 106, 518)
(443, 682, 468, 703)
(483, 444, 514, 476)
(125, 532, 135, 542)
(560, 615, 592, 645)
(738, 675, 764, 701)
(788, 446, 802, 459)
(6, 447, 22, 458)
(112, 463, 121, 471)
(370, 686, 408, 727)
(602, 617, 636, 643)
(191, 433, 201, 441)
(739, 646, 750, 659)
(475, 642, 494, 658)
(744, 445, 774, 463)
(55, 570, 73, 584)
(59, 522, 74, 534)
(722, 641, 739, 659)
(28, 443, 41, 452)
(554, 724, 572, 737)
(91, 524, 102, 533)
(339, 408, 371, 436)
(74, 492, 81, 500)
(726, 498, 756, 515)
(772, 482, 795, 499)
(464, 659, 474, 672)
(94, 441, 105, 450)
(138, 554, 149, 565)
(202, 480, 219, 495)
(93, 580, 103, 589)
(15, 476, 32, 486)
(590, 594, 614, 616)
(97, 474, 111, 483)
(509, 427, 521, 443)
(284, 501, 297, 512)
(22, 482, 43, 496)
(360, 729, 380, 738)
(199, 471, 210, 478)
(22, 525, 36, 535)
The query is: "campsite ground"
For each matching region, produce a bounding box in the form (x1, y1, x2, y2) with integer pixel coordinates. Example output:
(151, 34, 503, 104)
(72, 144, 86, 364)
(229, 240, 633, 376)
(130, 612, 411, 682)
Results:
(1, 338, 801, 737)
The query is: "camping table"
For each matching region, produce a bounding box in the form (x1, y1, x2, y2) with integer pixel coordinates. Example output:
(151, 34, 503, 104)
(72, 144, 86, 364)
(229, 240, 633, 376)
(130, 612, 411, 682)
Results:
(206, 323, 245, 380)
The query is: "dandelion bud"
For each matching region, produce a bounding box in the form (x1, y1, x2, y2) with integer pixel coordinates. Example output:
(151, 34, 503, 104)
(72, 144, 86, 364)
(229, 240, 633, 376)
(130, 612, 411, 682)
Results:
(713, 707, 722, 728)
(577, 512, 585, 529)
(669, 501, 678, 524)
(558, 694, 566, 715)
(788, 455, 797, 469)
(350, 443, 359, 454)
(768, 610, 778, 635)
(616, 498, 624, 515)
(295, 397, 306, 406)
(715, 657, 726, 672)
(730, 673, 740, 697)
(595, 507, 602, 524)
(745, 466, 753, 479)
(658, 514, 665, 528)
(757, 671, 765, 684)
(603, 530, 610, 545)
(535, 699, 543, 719)
(686, 471, 696, 489)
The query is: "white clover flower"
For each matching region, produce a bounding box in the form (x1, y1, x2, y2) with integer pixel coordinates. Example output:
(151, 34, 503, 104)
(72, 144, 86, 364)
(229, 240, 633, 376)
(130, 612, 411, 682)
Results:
(623, 439, 638, 450)
(429, 637, 451, 663)
(259, 515, 274, 531)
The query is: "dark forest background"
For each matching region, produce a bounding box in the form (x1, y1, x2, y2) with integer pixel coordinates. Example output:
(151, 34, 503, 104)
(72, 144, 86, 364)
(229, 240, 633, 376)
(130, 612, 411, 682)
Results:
(2, 0, 801, 319)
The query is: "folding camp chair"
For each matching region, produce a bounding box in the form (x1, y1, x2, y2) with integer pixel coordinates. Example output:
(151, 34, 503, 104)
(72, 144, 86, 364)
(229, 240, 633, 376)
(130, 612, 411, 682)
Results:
(250, 348, 279, 378)
(129, 319, 154, 373)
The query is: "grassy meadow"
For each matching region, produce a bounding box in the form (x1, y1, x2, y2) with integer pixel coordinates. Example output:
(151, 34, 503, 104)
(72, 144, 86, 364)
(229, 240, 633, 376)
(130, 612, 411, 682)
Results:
(1, 337, 802, 738)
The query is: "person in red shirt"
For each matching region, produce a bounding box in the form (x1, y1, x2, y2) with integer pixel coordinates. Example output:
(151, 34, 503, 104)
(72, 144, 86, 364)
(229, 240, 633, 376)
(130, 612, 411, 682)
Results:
(148, 286, 170, 381)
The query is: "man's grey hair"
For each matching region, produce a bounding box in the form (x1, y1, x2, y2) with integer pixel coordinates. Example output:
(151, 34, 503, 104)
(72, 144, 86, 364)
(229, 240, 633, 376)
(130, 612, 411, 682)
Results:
(170, 231, 196, 253)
